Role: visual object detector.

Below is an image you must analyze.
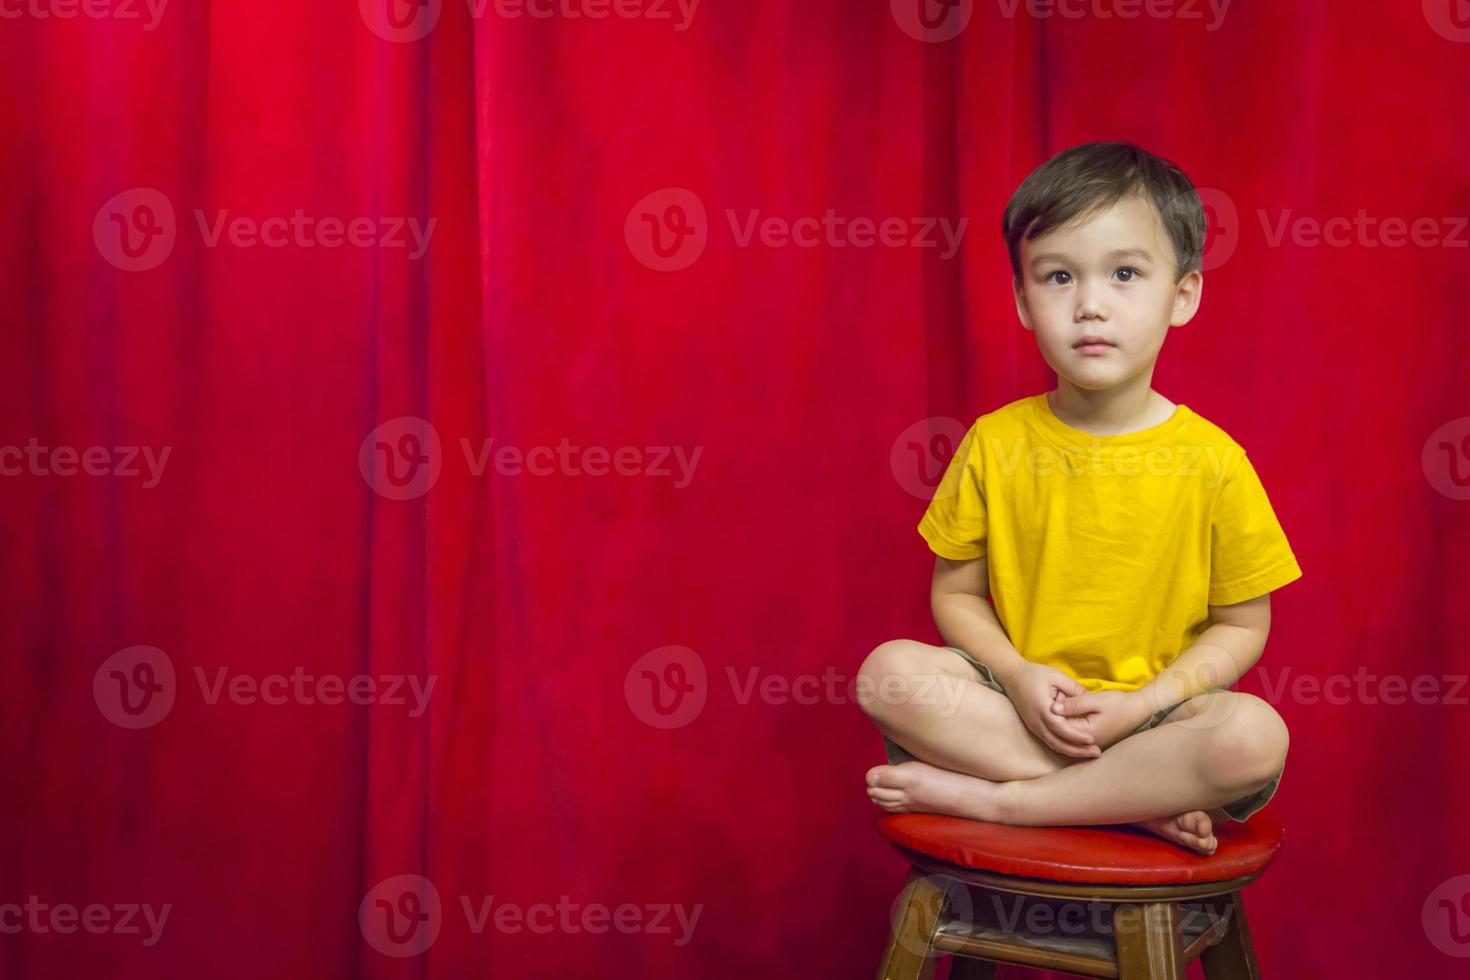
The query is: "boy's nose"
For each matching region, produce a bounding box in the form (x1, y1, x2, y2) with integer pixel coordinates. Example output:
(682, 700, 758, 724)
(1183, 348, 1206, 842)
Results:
(1074, 284, 1107, 320)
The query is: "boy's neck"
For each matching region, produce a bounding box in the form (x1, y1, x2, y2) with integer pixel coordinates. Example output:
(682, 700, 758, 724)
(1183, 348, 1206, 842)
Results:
(1047, 380, 1175, 437)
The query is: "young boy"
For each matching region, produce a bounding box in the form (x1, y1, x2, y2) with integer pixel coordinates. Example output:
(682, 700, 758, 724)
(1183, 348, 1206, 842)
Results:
(860, 141, 1302, 855)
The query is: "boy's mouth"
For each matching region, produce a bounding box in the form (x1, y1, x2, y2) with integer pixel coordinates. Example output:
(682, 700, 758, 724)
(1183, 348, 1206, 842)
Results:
(1073, 336, 1116, 355)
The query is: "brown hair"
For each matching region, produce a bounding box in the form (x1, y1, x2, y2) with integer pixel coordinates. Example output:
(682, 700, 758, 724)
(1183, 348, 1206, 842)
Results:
(1002, 141, 1205, 283)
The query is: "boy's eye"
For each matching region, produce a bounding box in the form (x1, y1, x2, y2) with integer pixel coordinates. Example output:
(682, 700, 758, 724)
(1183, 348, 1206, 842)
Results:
(1042, 267, 1141, 285)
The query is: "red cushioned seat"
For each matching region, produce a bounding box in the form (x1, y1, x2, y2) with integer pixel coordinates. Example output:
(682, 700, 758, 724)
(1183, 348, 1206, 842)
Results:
(876, 808, 1285, 886)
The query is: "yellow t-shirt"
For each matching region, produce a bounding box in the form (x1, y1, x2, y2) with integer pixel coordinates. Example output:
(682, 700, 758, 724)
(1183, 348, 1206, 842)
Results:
(918, 393, 1303, 693)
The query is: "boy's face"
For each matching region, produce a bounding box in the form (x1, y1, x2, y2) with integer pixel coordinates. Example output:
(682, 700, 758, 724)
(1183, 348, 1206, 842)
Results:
(1012, 193, 1202, 393)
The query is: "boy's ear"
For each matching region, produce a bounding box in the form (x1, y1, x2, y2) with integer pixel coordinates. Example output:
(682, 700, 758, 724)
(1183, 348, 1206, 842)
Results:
(1012, 276, 1034, 331)
(1170, 269, 1204, 327)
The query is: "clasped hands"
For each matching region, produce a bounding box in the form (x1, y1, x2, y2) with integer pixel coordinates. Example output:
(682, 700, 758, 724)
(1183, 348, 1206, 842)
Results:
(1005, 662, 1154, 760)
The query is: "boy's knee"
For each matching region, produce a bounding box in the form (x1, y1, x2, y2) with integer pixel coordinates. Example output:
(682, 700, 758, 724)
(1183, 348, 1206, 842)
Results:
(857, 640, 926, 721)
(1203, 693, 1288, 786)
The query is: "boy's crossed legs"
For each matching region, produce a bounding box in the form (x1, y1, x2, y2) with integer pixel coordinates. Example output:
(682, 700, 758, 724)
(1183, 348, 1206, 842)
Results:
(858, 640, 1289, 855)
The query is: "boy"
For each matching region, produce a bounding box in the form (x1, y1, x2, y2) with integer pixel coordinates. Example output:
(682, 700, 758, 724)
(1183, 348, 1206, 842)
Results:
(860, 141, 1301, 855)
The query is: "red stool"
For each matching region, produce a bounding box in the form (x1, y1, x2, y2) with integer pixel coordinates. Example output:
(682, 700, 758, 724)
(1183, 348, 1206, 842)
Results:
(874, 808, 1285, 979)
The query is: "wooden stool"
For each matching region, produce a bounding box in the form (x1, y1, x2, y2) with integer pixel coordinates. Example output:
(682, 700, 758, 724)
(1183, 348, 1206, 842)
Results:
(874, 808, 1285, 979)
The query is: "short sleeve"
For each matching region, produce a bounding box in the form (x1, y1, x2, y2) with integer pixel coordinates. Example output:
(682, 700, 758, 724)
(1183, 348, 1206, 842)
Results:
(917, 424, 987, 560)
(1208, 452, 1303, 605)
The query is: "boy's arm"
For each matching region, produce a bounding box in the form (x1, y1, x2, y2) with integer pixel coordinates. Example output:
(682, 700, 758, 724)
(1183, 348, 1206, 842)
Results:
(929, 554, 1031, 686)
(1134, 593, 1271, 708)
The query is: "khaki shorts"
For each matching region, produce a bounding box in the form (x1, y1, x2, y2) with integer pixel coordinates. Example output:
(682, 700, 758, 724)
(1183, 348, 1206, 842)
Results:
(880, 646, 1282, 823)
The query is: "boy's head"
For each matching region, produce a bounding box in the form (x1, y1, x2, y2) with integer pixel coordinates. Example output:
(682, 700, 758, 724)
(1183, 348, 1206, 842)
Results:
(1003, 141, 1205, 394)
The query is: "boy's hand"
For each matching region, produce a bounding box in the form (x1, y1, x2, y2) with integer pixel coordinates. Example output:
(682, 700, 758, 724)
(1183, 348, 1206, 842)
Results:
(1049, 689, 1152, 751)
(1005, 662, 1102, 760)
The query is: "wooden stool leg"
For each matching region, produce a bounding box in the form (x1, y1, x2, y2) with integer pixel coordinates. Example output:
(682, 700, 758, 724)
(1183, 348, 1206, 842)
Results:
(1114, 901, 1185, 980)
(947, 956, 998, 979)
(877, 870, 948, 980)
(1200, 891, 1260, 980)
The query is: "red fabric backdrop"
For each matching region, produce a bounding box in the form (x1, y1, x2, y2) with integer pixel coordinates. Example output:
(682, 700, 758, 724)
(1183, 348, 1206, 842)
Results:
(3, 1, 1468, 977)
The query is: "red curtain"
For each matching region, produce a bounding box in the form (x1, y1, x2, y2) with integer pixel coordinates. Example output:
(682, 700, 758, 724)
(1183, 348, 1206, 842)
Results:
(2, 2, 1467, 977)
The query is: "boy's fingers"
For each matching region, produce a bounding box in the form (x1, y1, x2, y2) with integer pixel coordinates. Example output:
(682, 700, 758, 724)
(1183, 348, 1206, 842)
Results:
(1043, 711, 1094, 745)
(1056, 695, 1093, 717)
(1047, 733, 1101, 758)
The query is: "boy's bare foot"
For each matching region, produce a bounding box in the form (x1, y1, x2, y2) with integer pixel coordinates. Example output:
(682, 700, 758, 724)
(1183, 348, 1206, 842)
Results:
(1129, 810, 1220, 855)
(867, 763, 1228, 856)
(865, 761, 1006, 822)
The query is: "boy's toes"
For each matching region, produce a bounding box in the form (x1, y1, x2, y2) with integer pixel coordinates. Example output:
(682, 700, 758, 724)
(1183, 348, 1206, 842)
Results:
(866, 764, 905, 789)
(1180, 810, 1214, 839)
